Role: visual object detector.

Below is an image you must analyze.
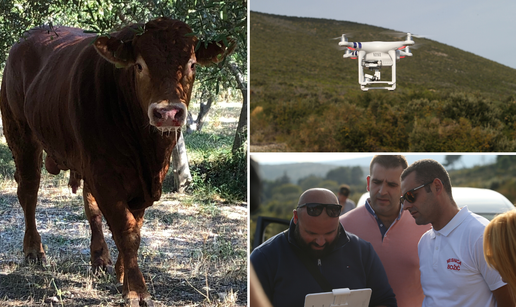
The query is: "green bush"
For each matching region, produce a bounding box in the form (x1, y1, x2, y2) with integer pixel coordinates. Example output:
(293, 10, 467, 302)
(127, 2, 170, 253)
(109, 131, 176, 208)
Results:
(189, 145, 246, 202)
(409, 117, 516, 151)
(0, 142, 15, 179)
(439, 92, 502, 128)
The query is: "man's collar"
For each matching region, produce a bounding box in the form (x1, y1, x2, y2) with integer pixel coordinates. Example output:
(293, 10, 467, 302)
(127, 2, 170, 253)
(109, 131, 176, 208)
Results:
(365, 198, 403, 221)
(432, 206, 469, 237)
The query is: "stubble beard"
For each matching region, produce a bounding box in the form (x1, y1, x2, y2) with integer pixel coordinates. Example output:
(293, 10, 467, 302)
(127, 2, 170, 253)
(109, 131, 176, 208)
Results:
(294, 224, 340, 259)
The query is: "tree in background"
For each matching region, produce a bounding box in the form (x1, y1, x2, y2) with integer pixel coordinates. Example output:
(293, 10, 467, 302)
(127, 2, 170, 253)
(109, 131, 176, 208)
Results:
(298, 175, 323, 192)
(325, 166, 364, 186)
(443, 155, 463, 169)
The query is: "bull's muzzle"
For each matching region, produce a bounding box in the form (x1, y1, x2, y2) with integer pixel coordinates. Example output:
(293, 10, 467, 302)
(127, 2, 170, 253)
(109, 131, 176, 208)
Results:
(148, 101, 187, 131)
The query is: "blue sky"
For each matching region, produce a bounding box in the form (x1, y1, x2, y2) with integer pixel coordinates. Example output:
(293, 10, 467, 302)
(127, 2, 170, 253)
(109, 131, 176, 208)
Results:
(251, 0, 516, 69)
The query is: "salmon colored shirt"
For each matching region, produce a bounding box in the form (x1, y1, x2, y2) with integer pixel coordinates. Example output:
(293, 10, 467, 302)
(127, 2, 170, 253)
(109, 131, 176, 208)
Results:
(340, 201, 431, 307)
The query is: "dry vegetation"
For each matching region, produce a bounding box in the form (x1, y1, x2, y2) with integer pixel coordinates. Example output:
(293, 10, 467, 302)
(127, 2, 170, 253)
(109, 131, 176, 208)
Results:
(0, 102, 247, 306)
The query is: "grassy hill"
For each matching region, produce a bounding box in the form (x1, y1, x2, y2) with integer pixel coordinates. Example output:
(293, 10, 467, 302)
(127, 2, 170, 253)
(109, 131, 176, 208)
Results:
(250, 11, 516, 152)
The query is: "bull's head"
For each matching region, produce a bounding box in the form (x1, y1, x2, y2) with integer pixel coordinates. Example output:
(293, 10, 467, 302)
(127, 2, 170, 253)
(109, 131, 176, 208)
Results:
(93, 17, 235, 134)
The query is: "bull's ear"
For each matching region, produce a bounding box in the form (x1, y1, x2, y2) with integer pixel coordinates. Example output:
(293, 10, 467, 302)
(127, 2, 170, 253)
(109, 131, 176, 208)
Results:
(195, 38, 237, 66)
(93, 36, 135, 68)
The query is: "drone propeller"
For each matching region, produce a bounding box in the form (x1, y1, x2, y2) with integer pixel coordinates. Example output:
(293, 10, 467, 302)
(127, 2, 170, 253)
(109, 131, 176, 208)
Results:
(332, 33, 353, 51)
(331, 33, 353, 40)
(381, 30, 428, 39)
(410, 42, 425, 49)
(332, 38, 350, 51)
(381, 30, 406, 38)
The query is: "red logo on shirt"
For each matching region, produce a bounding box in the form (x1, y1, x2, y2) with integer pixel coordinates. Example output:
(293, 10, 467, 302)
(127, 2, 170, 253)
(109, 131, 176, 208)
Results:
(447, 258, 462, 271)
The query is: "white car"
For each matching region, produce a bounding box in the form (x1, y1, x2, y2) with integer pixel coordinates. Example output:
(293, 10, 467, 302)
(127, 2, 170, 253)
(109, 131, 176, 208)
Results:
(357, 187, 514, 221)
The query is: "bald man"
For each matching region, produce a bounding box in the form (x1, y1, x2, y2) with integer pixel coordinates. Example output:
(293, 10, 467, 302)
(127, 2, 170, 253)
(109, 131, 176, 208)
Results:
(250, 188, 397, 307)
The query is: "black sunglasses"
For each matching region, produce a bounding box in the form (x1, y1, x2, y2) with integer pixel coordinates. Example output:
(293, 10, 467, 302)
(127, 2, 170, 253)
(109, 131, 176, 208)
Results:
(297, 203, 342, 217)
(400, 181, 434, 204)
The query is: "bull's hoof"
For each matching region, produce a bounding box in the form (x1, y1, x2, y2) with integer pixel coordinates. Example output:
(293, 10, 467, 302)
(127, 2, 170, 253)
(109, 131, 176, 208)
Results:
(91, 255, 114, 275)
(24, 252, 46, 265)
(141, 297, 154, 307)
(125, 297, 154, 307)
(126, 299, 140, 307)
(91, 263, 114, 275)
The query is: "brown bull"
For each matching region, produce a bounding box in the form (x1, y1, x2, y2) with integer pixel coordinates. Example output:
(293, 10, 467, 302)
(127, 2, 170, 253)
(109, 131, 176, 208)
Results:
(0, 17, 234, 306)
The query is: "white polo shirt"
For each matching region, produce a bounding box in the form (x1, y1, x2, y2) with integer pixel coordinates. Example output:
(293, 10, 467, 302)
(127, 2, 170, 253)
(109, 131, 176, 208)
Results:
(418, 207, 506, 307)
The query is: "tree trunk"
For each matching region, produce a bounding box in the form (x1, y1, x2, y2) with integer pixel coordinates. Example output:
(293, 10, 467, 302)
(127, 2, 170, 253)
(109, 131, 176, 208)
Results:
(186, 92, 214, 133)
(227, 61, 247, 154)
(171, 130, 192, 193)
(232, 89, 247, 153)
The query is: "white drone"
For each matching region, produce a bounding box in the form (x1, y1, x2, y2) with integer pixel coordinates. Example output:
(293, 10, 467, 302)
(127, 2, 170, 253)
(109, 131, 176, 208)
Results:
(339, 33, 415, 91)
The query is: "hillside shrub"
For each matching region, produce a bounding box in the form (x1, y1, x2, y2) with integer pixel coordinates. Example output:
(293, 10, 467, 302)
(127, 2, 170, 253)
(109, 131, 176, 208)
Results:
(499, 97, 516, 137)
(286, 103, 344, 151)
(333, 103, 409, 152)
(252, 83, 516, 151)
(439, 92, 502, 128)
(407, 98, 440, 119)
(408, 117, 515, 151)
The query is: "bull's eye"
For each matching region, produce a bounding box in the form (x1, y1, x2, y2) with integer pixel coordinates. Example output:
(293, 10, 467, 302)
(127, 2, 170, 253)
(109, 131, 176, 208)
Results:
(135, 63, 143, 72)
(190, 62, 196, 71)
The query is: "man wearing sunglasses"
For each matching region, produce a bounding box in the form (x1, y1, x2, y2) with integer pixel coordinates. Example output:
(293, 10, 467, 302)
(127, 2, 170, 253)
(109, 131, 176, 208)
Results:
(338, 184, 356, 215)
(401, 159, 514, 307)
(340, 155, 430, 307)
(250, 188, 397, 307)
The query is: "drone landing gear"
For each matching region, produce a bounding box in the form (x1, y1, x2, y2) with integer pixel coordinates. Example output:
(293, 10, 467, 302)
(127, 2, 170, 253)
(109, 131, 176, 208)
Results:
(357, 51, 397, 91)
(360, 67, 396, 91)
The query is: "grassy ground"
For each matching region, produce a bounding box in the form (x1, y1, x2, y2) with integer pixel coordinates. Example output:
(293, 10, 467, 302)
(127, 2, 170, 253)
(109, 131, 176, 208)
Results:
(0, 102, 247, 306)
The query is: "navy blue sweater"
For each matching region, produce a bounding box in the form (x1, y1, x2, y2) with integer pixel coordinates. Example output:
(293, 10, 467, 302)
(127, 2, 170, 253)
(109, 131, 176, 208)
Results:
(251, 219, 397, 307)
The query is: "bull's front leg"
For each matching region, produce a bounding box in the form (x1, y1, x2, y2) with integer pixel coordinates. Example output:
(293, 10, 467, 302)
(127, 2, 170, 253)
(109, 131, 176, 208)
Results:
(83, 183, 112, 271)
(103, 202, 152, 307)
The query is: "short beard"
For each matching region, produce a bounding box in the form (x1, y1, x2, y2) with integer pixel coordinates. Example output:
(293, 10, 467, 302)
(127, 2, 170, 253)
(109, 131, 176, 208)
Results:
(294, 224, 340, 259)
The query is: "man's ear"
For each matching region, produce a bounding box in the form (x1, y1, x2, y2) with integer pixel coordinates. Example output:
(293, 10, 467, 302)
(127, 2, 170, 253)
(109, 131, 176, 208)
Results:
(433, 178, 444, 196)
(366, 175, 371, 192)
(195, 38, 237, 66)
(293, 209, 299, 225)
(94, 36, 135, 68)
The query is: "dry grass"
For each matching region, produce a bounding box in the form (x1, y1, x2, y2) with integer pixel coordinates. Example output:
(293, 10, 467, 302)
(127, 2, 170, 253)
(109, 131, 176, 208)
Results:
(0, 102, 247, 306)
